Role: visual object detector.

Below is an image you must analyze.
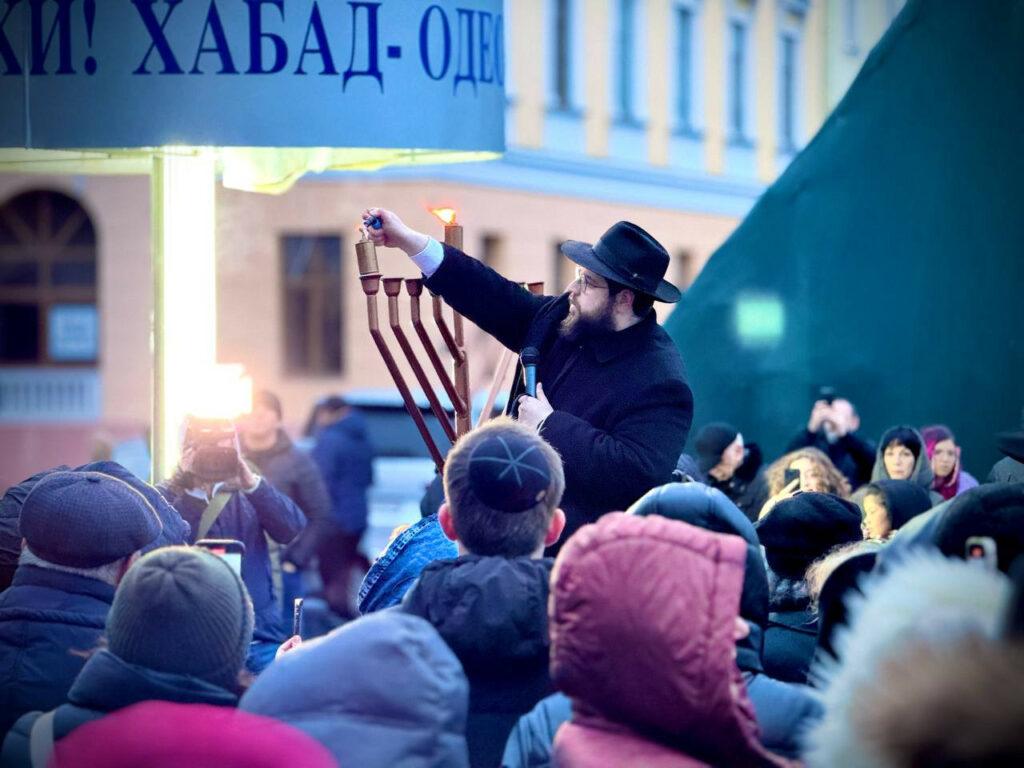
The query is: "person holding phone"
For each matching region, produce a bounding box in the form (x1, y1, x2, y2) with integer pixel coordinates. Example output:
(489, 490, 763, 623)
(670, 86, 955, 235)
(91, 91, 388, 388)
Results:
(787, 396, 876, 490)
(159, 417, 307, 674)
(759, 448, 853, 519)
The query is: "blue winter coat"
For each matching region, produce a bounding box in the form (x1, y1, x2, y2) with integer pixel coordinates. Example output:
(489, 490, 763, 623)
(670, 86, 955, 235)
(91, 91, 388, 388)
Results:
(1, 649, 237, 766)
(159, 480, 305, 642)
(240, 610, 469, 768)
(0, 566, 114, 742)
(311, 411, 374, 534)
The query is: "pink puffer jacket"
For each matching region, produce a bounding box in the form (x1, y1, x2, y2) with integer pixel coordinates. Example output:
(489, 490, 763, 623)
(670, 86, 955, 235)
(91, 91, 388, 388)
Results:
(550, 513, 795, 768)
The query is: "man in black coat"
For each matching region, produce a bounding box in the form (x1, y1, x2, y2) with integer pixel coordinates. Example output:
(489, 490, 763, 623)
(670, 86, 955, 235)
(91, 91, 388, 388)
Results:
(364, 209, 693, 548)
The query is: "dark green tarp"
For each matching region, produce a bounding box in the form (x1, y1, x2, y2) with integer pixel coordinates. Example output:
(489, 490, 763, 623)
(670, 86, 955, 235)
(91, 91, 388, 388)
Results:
(667, 0, 1024, 477)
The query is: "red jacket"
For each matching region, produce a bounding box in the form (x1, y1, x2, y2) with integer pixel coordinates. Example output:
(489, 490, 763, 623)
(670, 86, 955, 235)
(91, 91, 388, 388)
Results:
(550, 513, 795, 768)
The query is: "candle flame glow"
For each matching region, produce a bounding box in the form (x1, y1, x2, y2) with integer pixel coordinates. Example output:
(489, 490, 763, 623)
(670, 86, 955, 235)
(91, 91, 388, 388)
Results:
(430, 207, 457, 225)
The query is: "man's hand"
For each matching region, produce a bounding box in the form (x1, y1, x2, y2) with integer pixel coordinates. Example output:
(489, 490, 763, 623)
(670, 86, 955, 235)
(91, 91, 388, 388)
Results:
(758, 477, 801, 520)
(362, 208, 429, 256)
(275, 635, 303, 661)
(517, 383, 554, 431)
(221, 433, 260, 494)
(169, 446, 202, 493)
(807, 400, 831, 433)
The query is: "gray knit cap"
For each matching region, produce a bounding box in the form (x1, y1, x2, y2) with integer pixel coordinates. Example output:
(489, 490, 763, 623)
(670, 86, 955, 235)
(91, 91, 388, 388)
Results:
(106, 547, 254, 690)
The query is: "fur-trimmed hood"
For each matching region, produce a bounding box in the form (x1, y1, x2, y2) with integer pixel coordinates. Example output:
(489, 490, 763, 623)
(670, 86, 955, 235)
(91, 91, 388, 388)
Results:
(803, 552, 1011, 768)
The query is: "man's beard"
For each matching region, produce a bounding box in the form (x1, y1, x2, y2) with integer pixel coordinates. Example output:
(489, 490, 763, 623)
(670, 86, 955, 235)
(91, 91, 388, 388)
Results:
(559, 299, 615, 342)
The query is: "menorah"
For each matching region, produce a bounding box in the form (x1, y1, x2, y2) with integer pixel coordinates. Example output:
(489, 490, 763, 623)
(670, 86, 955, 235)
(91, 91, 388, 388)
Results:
(355, 212, 543, 473)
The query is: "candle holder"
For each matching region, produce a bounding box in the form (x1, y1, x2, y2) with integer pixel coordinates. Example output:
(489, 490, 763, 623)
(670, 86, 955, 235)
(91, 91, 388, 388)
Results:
(354, 216, 543, 468)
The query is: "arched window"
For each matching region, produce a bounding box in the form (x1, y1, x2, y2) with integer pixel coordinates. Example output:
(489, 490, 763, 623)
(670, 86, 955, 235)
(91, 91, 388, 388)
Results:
(0, 190, 98, 364)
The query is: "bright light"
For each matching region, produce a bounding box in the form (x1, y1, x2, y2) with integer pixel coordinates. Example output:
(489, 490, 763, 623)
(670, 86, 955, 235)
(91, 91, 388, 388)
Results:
(430, 207, 457, 225)
(184, 364, 254, 420)
(154, 150, 217, 480)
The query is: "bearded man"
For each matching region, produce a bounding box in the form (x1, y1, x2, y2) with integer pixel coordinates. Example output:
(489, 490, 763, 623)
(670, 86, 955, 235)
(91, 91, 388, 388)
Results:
(364, 209, 693, 551)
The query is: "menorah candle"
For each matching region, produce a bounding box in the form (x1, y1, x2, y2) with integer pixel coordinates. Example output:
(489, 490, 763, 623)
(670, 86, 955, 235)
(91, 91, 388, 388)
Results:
(355, 232, 380, 276)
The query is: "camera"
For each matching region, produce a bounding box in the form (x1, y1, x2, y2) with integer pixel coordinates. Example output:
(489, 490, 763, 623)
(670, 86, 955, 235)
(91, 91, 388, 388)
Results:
(184, 416, 239, 482)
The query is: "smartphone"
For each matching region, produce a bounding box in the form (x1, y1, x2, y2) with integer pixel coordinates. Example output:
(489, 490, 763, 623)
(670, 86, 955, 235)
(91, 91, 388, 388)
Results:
(292, 598, 304, 637)
(783, 468, 801, 487)
(818, 386, 837, 406)
(196, 539, 246, 576)
(965, 536, 997, 570)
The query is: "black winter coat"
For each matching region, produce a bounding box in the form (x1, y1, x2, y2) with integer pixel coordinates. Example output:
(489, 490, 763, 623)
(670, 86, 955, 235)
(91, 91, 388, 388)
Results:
(0, 566, 114, 742)
(425, 246, 693, 547)
(402, 556, 554, 768)
(1, 649, 237, 766)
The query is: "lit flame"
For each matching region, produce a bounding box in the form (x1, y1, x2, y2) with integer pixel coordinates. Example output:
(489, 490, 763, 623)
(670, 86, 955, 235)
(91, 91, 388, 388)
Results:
(430, 207, 457, 225)
(182, 364, 254, 420)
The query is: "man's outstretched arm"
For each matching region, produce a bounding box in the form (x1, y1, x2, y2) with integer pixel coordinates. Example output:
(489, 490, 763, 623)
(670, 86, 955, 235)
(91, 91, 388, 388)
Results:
(363, 208, 548, 352)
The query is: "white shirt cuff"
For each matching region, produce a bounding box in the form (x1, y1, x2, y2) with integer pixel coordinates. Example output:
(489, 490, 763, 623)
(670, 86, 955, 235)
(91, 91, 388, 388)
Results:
(411, 237, 445, 278)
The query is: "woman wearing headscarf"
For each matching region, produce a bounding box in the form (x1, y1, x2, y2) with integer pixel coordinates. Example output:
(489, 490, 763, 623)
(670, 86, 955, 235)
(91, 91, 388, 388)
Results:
(851, 426, 943, 508)
(921, 425, 978, 502)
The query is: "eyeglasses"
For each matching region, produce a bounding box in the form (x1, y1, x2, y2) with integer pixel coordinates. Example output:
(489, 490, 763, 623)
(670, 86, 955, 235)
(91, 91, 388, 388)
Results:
(574, 267, 609, 295)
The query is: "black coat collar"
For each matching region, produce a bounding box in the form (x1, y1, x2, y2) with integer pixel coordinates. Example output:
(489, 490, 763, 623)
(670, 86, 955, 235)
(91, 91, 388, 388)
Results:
(588, 311, 658, 364)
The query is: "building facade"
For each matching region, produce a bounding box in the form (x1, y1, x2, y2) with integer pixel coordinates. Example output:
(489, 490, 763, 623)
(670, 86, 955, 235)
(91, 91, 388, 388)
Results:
(0, 0, 903, 485)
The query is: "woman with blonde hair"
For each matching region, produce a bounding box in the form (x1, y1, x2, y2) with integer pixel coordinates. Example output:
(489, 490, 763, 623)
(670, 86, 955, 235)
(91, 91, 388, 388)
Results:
(759, 448, 852, 520)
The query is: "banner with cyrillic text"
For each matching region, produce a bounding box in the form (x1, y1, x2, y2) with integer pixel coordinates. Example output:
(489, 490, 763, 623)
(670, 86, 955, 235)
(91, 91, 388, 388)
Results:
(0, 0, 505, 150)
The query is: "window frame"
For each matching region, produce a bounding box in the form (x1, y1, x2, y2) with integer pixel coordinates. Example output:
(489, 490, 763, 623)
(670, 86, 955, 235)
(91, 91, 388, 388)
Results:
(279, 233, 345, 378)
(0, 189, 99, 368)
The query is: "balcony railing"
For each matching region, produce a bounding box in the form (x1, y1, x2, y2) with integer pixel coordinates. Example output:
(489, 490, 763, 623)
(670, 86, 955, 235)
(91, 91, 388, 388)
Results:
(0, 368, 101, 422)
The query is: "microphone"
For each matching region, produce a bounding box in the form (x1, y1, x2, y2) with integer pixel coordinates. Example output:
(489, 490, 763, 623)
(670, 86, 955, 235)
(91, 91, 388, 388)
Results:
(521, 346, 539, 398)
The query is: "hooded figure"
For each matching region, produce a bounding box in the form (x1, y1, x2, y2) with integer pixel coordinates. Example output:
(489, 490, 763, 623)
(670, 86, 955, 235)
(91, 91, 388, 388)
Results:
(803, 553, 1011, 768)
(549, 513, 792, 768)
(852, 426, 942, 508)
(502, 484, 822, 766)
(755, 493, 862, 684)
(630, 484, 822, 757)
(2, 547, 254, 767)
(860, 479, 933, 540)
(920, 425, 979, 502)
(241, 610, 468, 768)
(401, 556, 554, 768)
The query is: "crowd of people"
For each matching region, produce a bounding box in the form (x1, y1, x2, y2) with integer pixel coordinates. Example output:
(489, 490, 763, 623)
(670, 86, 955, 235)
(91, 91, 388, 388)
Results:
(0, 210, 1022, 767)
(0, 400, 1021, 767)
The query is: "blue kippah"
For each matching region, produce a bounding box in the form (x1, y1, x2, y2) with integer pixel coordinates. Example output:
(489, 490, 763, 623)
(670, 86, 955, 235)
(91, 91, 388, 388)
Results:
(468, 434, 552, 513)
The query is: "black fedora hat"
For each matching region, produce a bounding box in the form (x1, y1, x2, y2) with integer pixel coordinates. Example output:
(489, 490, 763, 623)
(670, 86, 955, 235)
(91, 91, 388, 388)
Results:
(560, 221, 681, 303)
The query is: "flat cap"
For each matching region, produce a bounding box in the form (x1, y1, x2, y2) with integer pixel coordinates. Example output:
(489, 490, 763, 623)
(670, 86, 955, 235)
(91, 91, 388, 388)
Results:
(20, 471, 163, 568)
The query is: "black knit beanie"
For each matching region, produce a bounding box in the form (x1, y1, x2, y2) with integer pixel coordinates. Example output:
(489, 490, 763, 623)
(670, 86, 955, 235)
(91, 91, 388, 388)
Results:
(694, 423, 740, 474)
(106, 547, 254, 690)
(755, 492, 863, 579)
